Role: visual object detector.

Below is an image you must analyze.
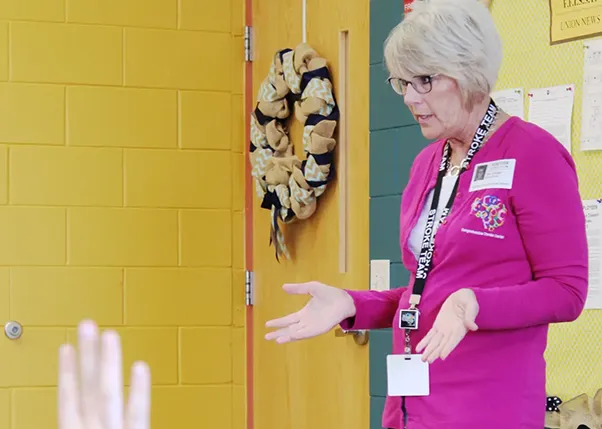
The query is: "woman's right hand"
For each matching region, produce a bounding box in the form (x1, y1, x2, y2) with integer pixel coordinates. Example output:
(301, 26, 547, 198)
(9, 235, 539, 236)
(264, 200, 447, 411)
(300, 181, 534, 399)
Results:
(264, 281, 356, 344)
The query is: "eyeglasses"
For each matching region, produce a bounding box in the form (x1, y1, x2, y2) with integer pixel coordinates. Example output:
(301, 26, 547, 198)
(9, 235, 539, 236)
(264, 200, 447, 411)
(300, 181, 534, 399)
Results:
(387, 74, 439, 96)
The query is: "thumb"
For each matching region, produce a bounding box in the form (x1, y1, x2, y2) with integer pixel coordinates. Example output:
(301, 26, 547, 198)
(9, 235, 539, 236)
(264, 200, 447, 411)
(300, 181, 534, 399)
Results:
(458, 289, 479, 331)
(282, 282, 319, 296)
(464, 304, 479, 331)
(465, 319, 479, 331)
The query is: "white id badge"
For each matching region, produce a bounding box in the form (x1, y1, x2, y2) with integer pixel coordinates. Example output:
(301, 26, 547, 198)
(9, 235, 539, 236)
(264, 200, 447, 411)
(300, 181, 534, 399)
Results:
(469, 159, 516, 192)
(386, 354, 430, 397)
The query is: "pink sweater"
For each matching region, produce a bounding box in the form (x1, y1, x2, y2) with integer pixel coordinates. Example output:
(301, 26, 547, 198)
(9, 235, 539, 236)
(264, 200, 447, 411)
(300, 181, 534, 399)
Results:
(341, 117, 588, 429)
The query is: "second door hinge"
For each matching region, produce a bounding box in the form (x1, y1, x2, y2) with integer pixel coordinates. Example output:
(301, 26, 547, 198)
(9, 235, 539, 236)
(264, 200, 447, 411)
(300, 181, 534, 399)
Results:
(244, 25, 254, 62)
(245, 270, 254, 305)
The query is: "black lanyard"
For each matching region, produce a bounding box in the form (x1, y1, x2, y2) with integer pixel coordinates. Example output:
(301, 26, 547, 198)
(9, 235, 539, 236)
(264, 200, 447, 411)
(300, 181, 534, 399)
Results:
(411, 99, 498, 303)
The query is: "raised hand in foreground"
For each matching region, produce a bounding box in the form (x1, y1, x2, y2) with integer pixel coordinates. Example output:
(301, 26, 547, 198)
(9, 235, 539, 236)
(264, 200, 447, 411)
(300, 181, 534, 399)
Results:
(265, 281, 356, 344)
(58, 320, 151, 429)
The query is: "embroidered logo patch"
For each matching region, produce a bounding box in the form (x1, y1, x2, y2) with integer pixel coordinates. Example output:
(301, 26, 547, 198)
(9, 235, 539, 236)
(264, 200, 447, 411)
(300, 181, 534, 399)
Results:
(471, 195, 508, 231)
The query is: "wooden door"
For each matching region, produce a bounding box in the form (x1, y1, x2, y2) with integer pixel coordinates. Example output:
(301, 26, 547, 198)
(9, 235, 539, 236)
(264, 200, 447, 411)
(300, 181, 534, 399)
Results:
(247, 0, 370, 428)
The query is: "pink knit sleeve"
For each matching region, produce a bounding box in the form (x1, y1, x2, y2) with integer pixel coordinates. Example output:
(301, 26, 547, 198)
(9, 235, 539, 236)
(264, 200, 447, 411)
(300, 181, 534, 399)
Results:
(472, 131, 588, 330)
(339, 287, 406, 330)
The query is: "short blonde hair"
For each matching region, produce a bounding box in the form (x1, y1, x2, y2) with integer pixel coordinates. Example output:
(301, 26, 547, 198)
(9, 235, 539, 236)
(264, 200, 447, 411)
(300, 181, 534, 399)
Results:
(384, 0, 502, 105)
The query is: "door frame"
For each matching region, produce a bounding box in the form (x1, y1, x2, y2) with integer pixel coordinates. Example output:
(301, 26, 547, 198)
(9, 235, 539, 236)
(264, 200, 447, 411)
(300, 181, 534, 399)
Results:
(243, 0, 254, 429)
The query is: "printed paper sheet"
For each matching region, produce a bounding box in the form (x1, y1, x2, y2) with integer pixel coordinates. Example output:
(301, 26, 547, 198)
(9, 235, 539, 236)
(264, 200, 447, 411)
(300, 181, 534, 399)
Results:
(527, 84, 575, 153)
(491, 88, 524, 120)
(581, 40, 602, 152)
(584, 199, 602, 310)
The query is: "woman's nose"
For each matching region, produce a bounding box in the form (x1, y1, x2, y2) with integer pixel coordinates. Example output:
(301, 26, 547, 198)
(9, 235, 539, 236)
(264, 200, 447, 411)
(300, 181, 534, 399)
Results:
(402, 84, 422, 106)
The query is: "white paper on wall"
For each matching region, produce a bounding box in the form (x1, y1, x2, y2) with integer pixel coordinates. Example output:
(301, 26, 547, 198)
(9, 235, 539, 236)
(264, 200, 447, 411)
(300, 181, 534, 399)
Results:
(584, 199, 602, 310)
(527, 84, 575, 154)
(491, 88, 524, 120)
(581, 40, 602, 152)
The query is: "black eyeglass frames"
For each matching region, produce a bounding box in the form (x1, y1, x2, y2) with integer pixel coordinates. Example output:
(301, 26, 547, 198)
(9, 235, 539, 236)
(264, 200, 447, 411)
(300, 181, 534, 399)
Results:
(386, 74, 439, 96)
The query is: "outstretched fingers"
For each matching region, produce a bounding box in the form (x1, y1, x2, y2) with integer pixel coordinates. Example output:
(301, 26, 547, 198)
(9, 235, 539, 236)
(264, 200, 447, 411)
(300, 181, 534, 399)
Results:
(58, 344, 81, 429)
(266, 321, 320, 344)
(101, 330, 124, 429)
(265, 311, 301, 329)
(420, 330, 444, 363)
(265, 282, 324, 343)
(265, 322, 302, 343)
(415, 327, 436, 354)
(439, 328, 463, 361)
(78, 320, 101, 424)
(58, 321, 152, 429)
(285, 325, 318, 342)
(266, 282, 317, 330)
(282, 282, 319, 296)
(126, 362, 151, 429)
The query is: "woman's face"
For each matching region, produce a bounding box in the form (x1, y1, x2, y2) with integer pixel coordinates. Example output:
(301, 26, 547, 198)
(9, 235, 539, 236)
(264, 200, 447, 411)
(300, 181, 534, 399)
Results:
(402, 75, 468, 141)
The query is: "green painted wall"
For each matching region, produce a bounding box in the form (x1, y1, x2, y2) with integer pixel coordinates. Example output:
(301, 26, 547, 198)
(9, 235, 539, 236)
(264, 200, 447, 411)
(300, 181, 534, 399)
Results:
(369, 1, 430, 427)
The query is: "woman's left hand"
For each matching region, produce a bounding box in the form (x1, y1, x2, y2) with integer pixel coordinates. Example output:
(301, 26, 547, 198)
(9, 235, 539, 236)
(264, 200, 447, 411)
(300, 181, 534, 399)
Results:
(416, 288, 480, 364)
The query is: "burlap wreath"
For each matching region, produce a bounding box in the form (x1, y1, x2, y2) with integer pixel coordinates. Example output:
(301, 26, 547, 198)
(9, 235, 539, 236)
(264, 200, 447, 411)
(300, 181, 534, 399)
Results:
(249, 43, 339, 261)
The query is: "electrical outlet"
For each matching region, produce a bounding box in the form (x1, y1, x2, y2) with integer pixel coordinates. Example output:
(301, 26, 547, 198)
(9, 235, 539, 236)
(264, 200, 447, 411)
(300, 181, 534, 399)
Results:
(370, 259, 390, 291)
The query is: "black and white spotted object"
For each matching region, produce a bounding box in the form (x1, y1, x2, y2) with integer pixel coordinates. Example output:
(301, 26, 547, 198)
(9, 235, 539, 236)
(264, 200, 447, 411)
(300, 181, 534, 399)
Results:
(546, 396, 562, 412)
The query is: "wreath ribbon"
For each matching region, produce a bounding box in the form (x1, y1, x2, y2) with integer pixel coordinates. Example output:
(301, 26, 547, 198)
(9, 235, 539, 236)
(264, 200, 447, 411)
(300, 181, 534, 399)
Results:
(249, 43, 339, 261)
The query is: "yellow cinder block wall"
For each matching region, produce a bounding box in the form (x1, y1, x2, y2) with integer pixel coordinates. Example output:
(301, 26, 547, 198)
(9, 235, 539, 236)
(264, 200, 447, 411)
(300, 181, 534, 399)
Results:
(0, 1, 246, 429)
(491, 1, 602, 400)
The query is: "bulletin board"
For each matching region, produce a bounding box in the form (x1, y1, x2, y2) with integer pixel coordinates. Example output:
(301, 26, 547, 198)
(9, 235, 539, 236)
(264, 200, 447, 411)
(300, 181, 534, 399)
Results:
(491, 1, 602, 399)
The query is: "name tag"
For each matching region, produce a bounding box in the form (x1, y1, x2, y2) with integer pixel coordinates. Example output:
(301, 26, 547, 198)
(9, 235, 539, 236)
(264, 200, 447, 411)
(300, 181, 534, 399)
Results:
(469, 159, 516, 192)
(386, 354, 430, 397)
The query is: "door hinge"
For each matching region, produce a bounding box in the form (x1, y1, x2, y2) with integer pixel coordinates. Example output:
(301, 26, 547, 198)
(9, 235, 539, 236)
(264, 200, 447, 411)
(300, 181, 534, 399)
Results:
(245, 270, 254, 305)
(244, 25, 254, 62)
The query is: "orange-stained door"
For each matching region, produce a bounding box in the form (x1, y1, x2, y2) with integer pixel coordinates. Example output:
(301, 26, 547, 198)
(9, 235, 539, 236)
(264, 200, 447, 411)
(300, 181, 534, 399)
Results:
(245, 1, 371, 428)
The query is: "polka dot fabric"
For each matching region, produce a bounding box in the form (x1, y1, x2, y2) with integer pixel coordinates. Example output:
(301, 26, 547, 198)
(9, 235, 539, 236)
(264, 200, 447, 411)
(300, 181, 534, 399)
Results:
(547, 396, 562, 413)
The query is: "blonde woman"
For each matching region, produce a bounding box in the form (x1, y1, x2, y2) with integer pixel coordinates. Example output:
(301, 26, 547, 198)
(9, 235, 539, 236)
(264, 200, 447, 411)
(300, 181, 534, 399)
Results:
(265, 0, 588, 428)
